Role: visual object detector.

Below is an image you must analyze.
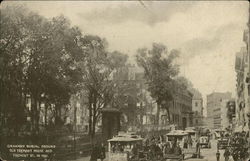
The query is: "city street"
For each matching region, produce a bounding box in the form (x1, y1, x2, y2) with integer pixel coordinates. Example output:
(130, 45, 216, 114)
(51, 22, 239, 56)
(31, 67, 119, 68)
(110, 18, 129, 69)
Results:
(200, 139, 225, 161)
(69, 139, 226, 161)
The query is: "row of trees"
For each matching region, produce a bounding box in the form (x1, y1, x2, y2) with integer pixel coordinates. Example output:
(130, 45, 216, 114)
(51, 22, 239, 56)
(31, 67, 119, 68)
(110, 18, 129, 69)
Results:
(0, 5, 192, 139)
(0, 5, 127, 138)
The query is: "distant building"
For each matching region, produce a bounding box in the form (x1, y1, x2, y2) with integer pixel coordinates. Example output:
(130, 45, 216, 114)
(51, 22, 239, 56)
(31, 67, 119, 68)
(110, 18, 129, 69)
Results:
(206, 92, 232, 129)
(167, 88, 193, 130)
(211, 99, 235, 130)
(191, 89, 204, 115)
(220, 100, 230, 130)
(190, 89, 204, 127)
(112, 64, 157, 131)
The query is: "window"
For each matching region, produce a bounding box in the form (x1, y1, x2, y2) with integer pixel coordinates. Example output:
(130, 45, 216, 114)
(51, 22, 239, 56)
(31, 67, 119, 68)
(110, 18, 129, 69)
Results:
(195, 102, 198, 107)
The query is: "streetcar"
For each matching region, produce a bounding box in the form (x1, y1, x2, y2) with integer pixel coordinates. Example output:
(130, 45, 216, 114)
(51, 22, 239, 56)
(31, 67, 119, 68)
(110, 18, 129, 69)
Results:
(164, 130, 187, 160)
(107, 132, 143, 161)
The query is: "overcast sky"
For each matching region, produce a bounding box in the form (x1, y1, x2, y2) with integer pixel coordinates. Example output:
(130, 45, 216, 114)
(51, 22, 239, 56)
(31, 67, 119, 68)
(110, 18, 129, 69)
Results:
(2, 1, 249, 113)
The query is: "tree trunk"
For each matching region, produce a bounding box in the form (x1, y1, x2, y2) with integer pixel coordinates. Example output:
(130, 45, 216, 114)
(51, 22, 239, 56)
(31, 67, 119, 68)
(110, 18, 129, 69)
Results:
(35, 101, 41, 134)
(88, 93, 93, 136)
(166, 107, 170, 125)
(91, 92, 97, 141)
(45, 103, 48, 127)
(31, 96, 35, 134)
(33, 96, 38, 135)
(156, 101, 160, 125)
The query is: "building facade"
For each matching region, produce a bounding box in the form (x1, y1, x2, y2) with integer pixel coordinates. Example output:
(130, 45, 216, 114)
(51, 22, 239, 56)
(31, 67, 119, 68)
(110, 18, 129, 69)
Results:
(112, 64, 157, 131)
(113, 64, 193, 131)
(190, 89, 204, 127)
(167, 88, 193, 130)
(212, 99, 232, 130)
(235, 27, 250, 131)
(206, 92, 232, 129)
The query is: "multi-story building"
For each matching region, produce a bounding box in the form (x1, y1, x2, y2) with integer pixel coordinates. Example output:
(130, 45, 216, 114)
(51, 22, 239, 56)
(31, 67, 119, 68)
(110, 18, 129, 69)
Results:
(167, 88, 193, 130)
(190, 89, 204, 127)
(113, 64, 193, 131)
(112, 64, 157, 131)
(191, 89, 204, 115)
(235, 27, 250, 131)
(211, 99, 235, 130)
(206, 92, 232, 129)
(221, 99, 234, 130)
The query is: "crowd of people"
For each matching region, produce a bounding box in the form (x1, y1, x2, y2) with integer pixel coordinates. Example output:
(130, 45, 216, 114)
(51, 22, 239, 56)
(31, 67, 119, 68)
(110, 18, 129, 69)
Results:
(222, 131, 249, 161)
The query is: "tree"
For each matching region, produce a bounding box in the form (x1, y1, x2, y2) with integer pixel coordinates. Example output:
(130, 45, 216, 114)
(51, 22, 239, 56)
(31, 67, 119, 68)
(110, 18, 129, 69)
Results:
(0, 5, 33, 135)
(136, 43, 180, 124)
(175, 76, 193, 90)
(0, 5, 84, 136)
(78, 35, 128, 139)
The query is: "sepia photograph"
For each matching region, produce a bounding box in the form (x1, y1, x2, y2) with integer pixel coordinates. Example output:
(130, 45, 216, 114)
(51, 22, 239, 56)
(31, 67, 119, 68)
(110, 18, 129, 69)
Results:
(0, 1, 249, 161)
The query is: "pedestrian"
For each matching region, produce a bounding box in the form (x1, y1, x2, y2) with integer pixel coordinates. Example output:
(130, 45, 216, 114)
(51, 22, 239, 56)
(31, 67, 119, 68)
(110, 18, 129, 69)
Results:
(131, 143, 139, 159)
(90, 144, 99, 161)
(188, 136, 193, 148)
(184, 137, 188, 149)
(174, 143, 182, 155)
(196, 139, 200, 152)
(99, 143, 106, 161)
(216, 150, 220, 161)
(224, 148, 230, 161)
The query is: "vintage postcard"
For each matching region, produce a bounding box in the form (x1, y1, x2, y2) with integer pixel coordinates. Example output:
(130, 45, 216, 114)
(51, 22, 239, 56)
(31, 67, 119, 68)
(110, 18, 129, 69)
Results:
(0, 1, 249, 161)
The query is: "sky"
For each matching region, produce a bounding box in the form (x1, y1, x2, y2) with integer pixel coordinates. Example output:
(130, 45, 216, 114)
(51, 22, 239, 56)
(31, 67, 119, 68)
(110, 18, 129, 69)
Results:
(2, 1, 249, 115)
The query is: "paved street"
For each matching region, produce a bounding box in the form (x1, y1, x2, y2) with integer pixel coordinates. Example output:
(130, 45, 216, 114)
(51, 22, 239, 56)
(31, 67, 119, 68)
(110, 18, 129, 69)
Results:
(200, 139, 225, 161)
